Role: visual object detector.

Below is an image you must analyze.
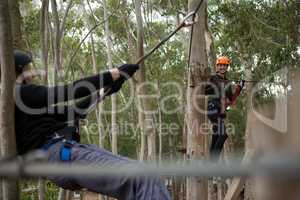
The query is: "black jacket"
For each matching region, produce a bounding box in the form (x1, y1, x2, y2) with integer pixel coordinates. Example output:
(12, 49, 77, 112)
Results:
(204, 74, 233, 104)
(15, 72, 113, 154)
(205, 74, 243, 115)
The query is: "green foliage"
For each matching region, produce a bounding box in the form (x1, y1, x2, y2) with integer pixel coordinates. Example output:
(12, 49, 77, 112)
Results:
(20, 181, 59, 200)
(23, 9, 40, 50)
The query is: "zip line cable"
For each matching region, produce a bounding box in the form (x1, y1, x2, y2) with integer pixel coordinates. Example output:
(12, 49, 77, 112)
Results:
(95, 0, 205, 108)
(66, 13, 114, 78)
(134, 11, 196, 65)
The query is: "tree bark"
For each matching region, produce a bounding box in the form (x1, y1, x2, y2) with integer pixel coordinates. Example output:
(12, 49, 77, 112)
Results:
(103, 0, 118, 155)
(38, 178, 45, 200)
(186, 0, 209, 200)
(134, 0, 147, 161)
(0, 1, 18, 199)
(8, 0, 24, 49)
(134, 0, 157, 162)
(50, 0, 73, 79)
(57, 188, 66, 200)
(90, 33, 105, 150)
(157, 81, 163, 163)
(252, 70, 300, 200)
(243, 56, 255, 200)
(50, 0, 61, 76)
(40, 0, 49, 85)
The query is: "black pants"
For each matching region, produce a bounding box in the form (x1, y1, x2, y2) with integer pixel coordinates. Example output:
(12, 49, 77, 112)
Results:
(207, 102, 228, 160)
(209, 118, 228, 159)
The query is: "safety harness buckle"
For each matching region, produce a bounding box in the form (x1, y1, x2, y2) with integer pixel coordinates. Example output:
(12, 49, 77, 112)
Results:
(60, 139, 75, 162)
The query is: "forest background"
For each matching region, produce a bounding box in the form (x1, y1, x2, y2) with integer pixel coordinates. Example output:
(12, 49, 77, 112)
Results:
(0, 0, 299, 199)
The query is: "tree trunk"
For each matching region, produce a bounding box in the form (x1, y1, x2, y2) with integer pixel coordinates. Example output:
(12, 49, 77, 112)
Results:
(134, 0, 147, 161)
(122, 9, 139, 160)
(57, 188, 66, 200)
(8, 0, 24, 49)
(244, 56, 255, 200)
(157, 81, 163, 163)
(90, 33, 105, 151)
(38, 2, 50, 198)
(103, 0, 118, 155)
(38, 179, 45, 200)
(134, 0, 157, 162)
(50, 0, 61, 76)
(0, 1, 18, 199)
(50, 0, 73, 79)
(252, 70, 300, 200)
(186, 0, 209, 200)
(40, 0, 49, 85)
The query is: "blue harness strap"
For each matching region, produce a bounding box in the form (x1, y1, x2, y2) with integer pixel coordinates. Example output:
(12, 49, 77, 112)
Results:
(60, 139, 76, 161)
(42, 135, 63, 151)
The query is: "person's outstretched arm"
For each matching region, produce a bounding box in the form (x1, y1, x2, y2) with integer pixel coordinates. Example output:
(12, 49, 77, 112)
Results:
(16, 64, 139, 110)
(50, 92, 100, 122)
(16, 69, 119, 109)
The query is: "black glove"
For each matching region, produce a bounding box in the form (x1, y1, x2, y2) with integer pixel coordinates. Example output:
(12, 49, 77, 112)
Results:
(105, 77, 125, 96)
(117, 64, 139, 79)
(239, 79, 245, 89)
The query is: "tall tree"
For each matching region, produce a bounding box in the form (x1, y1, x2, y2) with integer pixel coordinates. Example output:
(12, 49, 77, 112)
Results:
(40, 0, 50, 85)
(38, 2, 50, 198)
(90, 32, 105, 149)
(8, 0, 24, 48)
(134, 0, 147, 161)
(0, 0, 18, 199)
(134, 0, 157, 162)
(50, 0, 73, 79)
(103, 0, 118, 155)
(186, 0, 209, 200)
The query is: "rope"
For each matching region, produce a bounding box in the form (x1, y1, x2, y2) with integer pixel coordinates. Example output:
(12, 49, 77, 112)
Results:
(92, 2, 205, 108)
(66, 14, 114, 78)
(135, 11, 195, 65)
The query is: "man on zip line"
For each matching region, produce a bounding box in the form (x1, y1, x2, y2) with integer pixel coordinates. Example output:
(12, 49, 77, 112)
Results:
(12, 49, 171, 200)
(205, 56, 245, 160)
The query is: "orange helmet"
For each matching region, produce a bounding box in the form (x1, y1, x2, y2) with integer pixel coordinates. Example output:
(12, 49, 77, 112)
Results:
(216, 56, 230, 65)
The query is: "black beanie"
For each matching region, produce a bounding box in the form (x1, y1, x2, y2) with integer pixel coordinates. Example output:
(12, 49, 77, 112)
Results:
(14, 49, 32, 73)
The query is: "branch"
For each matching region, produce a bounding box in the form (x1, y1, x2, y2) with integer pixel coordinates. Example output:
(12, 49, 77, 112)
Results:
(59, 0, 74, 41)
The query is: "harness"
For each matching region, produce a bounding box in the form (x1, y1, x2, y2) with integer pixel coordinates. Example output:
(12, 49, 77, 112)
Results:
(60, 139, 76, 161)
(42, 126, 79, 161)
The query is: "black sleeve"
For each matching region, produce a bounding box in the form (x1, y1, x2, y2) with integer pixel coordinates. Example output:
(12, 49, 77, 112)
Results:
(17, 71, 113, 109)
(51, 93, 99, 122)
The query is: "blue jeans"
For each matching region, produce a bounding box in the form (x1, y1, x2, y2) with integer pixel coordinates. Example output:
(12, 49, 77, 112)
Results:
(45, 141, 171, 200)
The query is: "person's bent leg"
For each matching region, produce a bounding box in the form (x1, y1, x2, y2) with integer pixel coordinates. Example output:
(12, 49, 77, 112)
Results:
(212, 134, 228, 155)
(212, 118, 228, 158)
(209, 118, 227, 160)
(45, 142, 171, 200)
